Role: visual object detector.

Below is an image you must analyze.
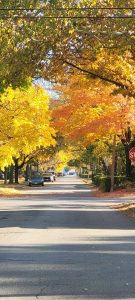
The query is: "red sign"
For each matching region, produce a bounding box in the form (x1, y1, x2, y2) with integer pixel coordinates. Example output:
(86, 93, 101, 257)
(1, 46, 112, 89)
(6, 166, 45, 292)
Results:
(129, 147, 135, 162)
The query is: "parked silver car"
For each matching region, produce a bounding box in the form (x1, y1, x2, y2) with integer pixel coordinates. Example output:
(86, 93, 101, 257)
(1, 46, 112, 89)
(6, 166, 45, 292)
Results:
(42, 172, 54, 182)
(50, 171, 56, 181)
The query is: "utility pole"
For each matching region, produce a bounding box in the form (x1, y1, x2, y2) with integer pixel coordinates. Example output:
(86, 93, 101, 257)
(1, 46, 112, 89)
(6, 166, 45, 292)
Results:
(110, 134, 116, 192)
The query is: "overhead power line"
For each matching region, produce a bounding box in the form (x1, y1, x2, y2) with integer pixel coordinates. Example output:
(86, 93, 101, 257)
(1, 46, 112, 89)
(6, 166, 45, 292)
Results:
(0, 15, 134, 19)
(0, 7, 134, 11)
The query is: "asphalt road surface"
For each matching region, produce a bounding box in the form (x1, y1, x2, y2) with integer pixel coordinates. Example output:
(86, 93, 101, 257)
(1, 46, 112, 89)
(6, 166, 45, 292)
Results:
(0, 175, 135, 300)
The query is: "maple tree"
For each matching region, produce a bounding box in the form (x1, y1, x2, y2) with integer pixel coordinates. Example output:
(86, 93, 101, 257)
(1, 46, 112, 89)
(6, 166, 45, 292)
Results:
(52, 74, 135, 177)
(39, 149, 73, 172)
(36, 141, 79, 172)
(52, 148, 76, 172)
(53, 75, 133, 140)
(0, 84, 55, 182)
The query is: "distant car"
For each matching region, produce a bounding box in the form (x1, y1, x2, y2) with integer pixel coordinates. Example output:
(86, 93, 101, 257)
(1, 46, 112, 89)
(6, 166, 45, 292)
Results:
(52, 171, 56, 181)
(57, 172, 63, 177)
(28, 175, 44, 186)
(43, 172, 54, 182)
(51, 171, 56, 181)
(0, 172, 4, 180)
(68, 171, 76, 175)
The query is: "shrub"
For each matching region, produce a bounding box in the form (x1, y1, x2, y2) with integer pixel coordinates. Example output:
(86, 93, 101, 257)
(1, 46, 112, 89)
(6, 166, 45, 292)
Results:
(114, 176, 126, 186)
(92, 174, 127, 192)
(99, 176, 111, 192)
(92, 173, 102, 186)
(123, 180, 135, 188)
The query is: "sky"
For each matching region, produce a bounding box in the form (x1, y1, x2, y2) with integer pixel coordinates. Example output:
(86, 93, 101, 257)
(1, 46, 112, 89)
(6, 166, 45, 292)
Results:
(34, 78, 59, 100)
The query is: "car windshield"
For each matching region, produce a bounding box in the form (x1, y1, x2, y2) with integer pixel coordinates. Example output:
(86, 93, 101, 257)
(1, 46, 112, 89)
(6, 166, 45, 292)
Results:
(31, 176, 42, 180)
(43, 173, 51, 176)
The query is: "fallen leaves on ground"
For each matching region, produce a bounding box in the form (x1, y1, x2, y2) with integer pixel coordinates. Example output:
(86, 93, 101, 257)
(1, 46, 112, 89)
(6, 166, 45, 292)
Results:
(113, 202, 135, 219)
(92, 188, 135, 199)
(0, 187, 23, 197)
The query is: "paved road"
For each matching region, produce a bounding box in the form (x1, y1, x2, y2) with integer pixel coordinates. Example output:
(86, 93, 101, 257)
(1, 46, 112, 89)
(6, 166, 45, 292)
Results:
(0, 176, 135, 300)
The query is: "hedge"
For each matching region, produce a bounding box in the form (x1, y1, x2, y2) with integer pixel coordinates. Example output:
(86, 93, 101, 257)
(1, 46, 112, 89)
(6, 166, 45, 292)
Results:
(92, 174, 126, 192)
(99, 176, 111, 192)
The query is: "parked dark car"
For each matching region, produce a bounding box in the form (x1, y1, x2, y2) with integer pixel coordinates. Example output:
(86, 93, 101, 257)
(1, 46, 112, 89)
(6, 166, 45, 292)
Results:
(28, 175, 44, 186)
(0, 171, 4, 180)
(42, 172, 54, 182)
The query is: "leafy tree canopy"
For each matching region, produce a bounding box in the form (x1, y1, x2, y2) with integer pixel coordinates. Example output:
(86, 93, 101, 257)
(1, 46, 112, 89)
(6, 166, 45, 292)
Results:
(0, 84, 55, 168)
(52, 74, 134, 146)
(0, 0, 134, 95)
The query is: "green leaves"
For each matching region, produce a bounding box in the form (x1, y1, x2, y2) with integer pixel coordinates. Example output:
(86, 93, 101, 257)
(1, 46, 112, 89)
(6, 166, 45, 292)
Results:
(0, 0, 134, 96)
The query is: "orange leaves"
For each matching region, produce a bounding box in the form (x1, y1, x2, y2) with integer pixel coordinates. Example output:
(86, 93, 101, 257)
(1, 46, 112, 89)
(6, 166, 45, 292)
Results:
(52, 74, 134, 145)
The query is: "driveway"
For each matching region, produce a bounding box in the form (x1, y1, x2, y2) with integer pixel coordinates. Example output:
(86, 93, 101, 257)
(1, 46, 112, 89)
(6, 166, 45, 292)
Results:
(0, 176, 135, 299)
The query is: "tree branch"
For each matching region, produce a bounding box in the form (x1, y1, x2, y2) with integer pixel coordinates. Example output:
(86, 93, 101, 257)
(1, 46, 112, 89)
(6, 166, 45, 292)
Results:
(62, 59, 131, 92)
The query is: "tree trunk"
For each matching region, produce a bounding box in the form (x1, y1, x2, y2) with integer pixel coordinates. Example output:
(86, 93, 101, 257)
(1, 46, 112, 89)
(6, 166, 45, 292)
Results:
(25, 164, 31, 181)
(9, 165, 14, 184)
(125, 145, 131, 178)
(36, 161, 39, 173)
(114, 153, 117, 176)
(14, 159, 19, 184)
(4, 167, 8, 184)
(110, 134, 116, 192)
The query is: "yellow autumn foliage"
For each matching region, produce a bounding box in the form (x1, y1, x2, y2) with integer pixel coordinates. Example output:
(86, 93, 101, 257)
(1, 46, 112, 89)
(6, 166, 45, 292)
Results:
(0, 85, 55, 169)
(54, 150, 73, 172)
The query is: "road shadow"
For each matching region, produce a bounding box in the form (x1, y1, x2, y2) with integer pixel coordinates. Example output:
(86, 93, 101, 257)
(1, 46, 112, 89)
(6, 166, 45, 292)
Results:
(0, 208, 135, 229)
(0, 240, 135, 298)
